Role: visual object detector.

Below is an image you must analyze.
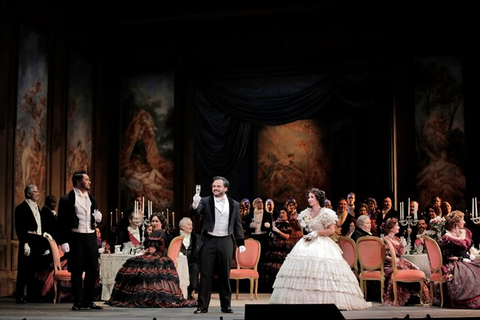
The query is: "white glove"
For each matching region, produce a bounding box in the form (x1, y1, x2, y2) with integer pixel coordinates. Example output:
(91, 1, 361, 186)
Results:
(239, 245, 246, 253)
(93, 210, 102, 223)
(43, 232, 52, 240)
(192, 194, 201, 209)
(400, 237, 407, 247)
(24, 243, 31, 256)
(61, 243, 70, 253)
(264, 222, 271, 228)
(43, 249, 50, 256)
(303, 231, 318, 242)
(470, 254, 476, 261)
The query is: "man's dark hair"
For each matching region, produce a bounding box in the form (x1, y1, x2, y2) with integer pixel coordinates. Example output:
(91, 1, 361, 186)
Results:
(72, 170, 87, 187)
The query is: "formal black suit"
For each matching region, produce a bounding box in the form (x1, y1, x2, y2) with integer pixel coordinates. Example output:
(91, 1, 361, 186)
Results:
(190, 195, 244, 311)
(243, 209, 273, 265)
(14, 200, 49, 301)
(376, 208, 399, 236)
(40, 205, 58, 242)
(350, 226, 373, 243)
(57, 189, 99, 305)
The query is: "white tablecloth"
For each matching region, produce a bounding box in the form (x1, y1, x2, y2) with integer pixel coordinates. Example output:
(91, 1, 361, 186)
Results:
(402, 254, 431, 279)
(99, 253, 130, 300)
(403, 253, 480, 280)
(99, 252, 190, 300)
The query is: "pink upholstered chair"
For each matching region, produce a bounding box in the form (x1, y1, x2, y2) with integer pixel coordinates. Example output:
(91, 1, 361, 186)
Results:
(339, 236, 358, 278)
(167, 235, 184, 267)
(356, 236, 385, 303)
(46, 235, 84, 303)
(384, 238, 428, 306)
(423, 235, 445, 307)
(229, 238, 261, 300)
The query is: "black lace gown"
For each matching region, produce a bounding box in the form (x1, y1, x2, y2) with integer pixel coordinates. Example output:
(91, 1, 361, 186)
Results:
(106, 230, 197, 308)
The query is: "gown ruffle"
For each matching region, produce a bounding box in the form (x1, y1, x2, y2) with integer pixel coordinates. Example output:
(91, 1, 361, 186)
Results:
(270, 207, 371, 311)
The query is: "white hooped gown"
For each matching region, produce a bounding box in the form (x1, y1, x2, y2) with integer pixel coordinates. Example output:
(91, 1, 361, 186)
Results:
(269, 207, 372, 311)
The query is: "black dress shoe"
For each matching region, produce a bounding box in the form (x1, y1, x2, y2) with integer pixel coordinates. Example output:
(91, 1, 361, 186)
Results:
(16, 298, 27, 304)
(82, 302, 103, 310)
(194, 307, 208, 314)
(72, 303, 82, 310)
(221, 307, 234, 313)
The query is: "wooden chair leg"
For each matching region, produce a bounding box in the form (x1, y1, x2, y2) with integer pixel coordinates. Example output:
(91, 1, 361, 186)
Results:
(440, 283, 444, 308)
(418, 281, 424, 305)
(255, 279, 258, 300)
(249, 278, 254, 300)
(380, 280, 384, 304)
(393, 281, 398, 306)
(236, 280, 239, 299)
(53, 281, 58, 304)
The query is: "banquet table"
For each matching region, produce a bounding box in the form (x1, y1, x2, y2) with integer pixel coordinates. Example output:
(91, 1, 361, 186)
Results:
(403, 253, 480, 280)
(99, 252, 190, 300)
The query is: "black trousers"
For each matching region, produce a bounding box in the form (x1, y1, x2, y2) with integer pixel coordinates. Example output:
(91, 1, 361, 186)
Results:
(197, 234, 233, 309)
(68, 232, 98, 304)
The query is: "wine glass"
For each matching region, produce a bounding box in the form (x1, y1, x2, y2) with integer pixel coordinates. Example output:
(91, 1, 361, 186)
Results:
(195, 184, 201, 195)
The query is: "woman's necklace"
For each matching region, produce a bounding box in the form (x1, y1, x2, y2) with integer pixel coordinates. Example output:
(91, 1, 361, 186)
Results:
(451, 228, 462, 237)
(387, 233, 397, 241)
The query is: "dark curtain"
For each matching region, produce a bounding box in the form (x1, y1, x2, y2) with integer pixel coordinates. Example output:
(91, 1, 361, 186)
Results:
(194, 72, 387, 181)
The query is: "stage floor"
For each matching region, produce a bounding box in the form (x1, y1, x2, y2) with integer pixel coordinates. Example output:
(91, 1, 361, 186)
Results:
(1, 294, 480, 320)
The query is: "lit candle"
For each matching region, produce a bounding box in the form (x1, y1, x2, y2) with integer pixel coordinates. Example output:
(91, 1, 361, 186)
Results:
(121, 211, 123, 219)
(110, 212, 112, 228)
(167, 208, 169, 223)
(407, 198, 410, 217)
(142, 197, 145, 215)
(135, 200, 138, 218)
(149, 201, 152, 219)
(476, 197, 478, 218)
(400, 202, 404, 220)
(116, 209, 118, 225)
(414, 202, 418, 220)
(172, 211, 175, 225)
(472, 198, 475, 218)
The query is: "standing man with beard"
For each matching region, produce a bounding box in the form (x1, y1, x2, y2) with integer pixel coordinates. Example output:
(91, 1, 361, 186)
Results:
(57, 170, 103, 311)
(190, 176, 245, 314)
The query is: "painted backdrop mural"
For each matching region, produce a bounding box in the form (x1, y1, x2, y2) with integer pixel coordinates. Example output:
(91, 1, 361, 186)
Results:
(14, 26, 48, 208)
(119, 73, 174, 213)
(414, 56, 466, 212)
(65, 53, 93, 192)
(257, 119, 330, 210)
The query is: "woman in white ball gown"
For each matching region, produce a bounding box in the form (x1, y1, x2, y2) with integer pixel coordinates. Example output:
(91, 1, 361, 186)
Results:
(270, 188, 371, 311)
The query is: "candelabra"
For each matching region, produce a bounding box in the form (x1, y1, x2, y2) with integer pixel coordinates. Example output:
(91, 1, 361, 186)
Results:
(469, 211, 480, 224)
(399, 215, 418, 253)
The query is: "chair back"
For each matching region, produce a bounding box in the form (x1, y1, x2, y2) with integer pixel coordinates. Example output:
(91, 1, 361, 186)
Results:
(236, 238, 261, 270)
(356, 236, 385, 271)
(338, 236, 358, 275)
(46, 236, 62, 274)
(167, 235, 184, 267)
(423, 236, 443, 273)
(356, 235, 386, 303)
(423, 235, 445, 307)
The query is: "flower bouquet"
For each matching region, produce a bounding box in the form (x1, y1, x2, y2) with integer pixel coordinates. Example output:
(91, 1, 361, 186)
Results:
(426, 216, 445, 243)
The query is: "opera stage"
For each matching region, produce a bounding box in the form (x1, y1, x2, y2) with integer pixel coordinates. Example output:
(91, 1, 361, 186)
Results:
(1, 294, 480, 320)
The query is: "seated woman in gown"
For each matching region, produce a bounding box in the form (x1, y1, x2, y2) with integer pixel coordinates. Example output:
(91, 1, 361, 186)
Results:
(259, 206, 293, 290)
(383, 217, 431, 306)
(440, 210, 480, 308)
(270, 188, 371, 311)
(106, 213, 196, 308)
